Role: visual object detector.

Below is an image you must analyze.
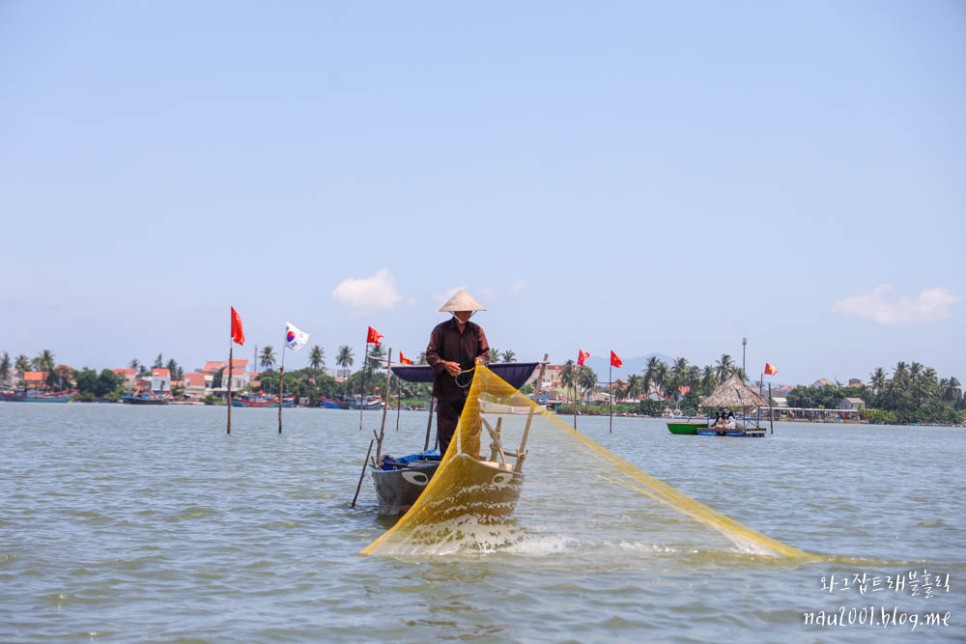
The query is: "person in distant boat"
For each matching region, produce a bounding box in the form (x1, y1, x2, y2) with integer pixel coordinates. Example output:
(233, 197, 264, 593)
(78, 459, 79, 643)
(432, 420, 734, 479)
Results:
(426, 289, 490, 456)
(725, 412, 737, 430)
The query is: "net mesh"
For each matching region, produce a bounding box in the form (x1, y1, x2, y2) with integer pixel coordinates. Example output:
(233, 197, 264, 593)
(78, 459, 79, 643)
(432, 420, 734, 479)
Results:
(360, 364, 815, 559)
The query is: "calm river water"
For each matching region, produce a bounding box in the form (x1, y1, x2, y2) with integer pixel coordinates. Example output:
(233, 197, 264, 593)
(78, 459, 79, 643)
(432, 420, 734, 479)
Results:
(1, 403, 963, 642)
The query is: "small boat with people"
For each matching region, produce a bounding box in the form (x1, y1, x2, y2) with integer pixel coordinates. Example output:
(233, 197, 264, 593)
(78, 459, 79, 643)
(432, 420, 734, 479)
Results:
(678, 373, 770, 437)
(121, 389, 172, 405)
(0, 388, 77, 403)
(368, 361, 542, 516)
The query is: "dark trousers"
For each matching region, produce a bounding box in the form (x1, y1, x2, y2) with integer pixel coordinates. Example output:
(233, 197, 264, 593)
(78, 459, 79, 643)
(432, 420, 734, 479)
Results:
(436, 397, 467, 455)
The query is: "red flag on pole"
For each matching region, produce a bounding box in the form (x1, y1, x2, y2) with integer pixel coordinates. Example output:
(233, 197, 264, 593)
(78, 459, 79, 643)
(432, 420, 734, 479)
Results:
(764, 362, 778, 375)
(399, 351, 413, 365)
(610, 351, 622, 368)
(230, 307, 245, 346)
(366, 326, 383, 346)
(577, 349, 590, 367)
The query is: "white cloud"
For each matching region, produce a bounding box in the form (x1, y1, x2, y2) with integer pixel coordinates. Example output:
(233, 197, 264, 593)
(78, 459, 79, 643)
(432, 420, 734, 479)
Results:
(832, 285, 961, 325)
(331, 268, 406, 312)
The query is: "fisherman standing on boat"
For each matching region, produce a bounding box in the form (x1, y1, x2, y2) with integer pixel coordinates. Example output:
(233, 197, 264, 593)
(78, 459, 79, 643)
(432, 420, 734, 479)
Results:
(426, 289, 490, 456)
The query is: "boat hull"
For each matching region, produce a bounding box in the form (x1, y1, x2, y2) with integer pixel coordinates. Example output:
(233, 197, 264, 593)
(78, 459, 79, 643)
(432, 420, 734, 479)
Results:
(405, 454, 525, 525)
(667, 421, 706, 435)
(0, 390, 76, 403)
(231, 400, 294, 408)
(371, 458, 441, 515)
(121, 395, 171, 405)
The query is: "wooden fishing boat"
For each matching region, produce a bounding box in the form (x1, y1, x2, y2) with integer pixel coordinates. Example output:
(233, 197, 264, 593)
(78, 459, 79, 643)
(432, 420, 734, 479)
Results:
(0, 389, 77, 403)
(346, 395, 383, 410)
(320, 396, 348, 409)
(368, 361, 541, 516)
(231, 392, 295, 408)
(371, 450, 442, 514)
(121, 390, 172, 405)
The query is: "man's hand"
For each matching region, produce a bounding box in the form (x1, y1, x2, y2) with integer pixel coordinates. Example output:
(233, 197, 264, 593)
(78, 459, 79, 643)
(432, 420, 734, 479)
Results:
(444, 361, 461, 376)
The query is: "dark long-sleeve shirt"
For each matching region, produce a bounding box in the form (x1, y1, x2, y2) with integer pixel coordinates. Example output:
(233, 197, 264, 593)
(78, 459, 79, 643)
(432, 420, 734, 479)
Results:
(426, 318, 490, 399)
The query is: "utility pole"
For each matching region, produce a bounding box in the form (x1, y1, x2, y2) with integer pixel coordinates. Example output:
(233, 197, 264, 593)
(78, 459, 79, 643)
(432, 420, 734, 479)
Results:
(742, 337, 747, 376)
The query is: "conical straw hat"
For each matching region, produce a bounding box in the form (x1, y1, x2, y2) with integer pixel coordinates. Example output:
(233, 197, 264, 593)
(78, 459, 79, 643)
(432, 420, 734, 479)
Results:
(439, 289, 486, 312)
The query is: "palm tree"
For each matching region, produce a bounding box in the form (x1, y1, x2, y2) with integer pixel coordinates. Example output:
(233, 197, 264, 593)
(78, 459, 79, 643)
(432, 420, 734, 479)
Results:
(33, 350, 56, 387)
(309, 345, 325, 371)
(336, 345, 354, 394)
(0, 351, 11, 386)
(165, 359, 183, 381)
(488, 348, 502, 362)
(560, 360, 578, 396)
(714, 354, 735, 383)
(624, 374, 645, 402)
(642, 356, 662, 395)
(577, 366, 598, 403)
(869, 367, 887, 395)
(33, 349, 55, 374)
(153, 353, 164, 369)
(15, 354, 31, 384)
(260, 346, 276, 370)
(502, 349, 516, 363)
(700, 365, 716, 395)
(669, 357, 689, 393)
(939, 377, 961, 404)
(336, 345, 354, 370)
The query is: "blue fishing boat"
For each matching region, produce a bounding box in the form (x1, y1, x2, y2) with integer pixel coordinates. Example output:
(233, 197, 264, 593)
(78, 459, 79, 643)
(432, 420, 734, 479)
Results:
(0, 389, 77, 403)
(320, 396, 348, 409)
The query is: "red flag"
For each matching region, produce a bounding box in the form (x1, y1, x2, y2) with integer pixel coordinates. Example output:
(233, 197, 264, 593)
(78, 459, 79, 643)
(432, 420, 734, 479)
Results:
(764, 362, 778, 376)
(577, 349, 590, 367)
(366, 326, 383, 346)
(679, 385, 691, 395)
(399, 351, 413, 365)
(610, 351, 622, 368)
(230, 307, 245, 346)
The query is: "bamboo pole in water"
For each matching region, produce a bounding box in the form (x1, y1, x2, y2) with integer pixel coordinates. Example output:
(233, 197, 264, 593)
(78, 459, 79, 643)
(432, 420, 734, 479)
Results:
(226, 344, 233, 434)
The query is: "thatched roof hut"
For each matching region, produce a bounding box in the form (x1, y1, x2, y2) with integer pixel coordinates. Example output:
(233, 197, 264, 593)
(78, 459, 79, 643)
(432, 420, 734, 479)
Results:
(699, 373, 767, 409)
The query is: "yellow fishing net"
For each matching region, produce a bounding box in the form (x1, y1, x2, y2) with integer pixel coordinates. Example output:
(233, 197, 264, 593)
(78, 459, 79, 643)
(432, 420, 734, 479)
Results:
(361, 364, 815, 559)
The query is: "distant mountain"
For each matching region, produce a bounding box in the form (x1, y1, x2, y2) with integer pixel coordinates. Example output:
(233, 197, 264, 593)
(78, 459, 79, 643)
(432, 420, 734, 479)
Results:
(581, 353, 675, 381)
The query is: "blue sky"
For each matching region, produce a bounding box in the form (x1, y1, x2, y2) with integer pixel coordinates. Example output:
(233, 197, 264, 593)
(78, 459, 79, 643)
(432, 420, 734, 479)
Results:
(2, 1, 963, 386)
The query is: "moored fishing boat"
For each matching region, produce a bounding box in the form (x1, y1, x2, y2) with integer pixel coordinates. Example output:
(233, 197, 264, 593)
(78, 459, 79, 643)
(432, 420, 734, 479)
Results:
(231, 392, 295, 408)
(121, 390, 172, 405)
(346, 394, 383, 410)
(320, 396, 348, 409)
(0, 389, 77, 403)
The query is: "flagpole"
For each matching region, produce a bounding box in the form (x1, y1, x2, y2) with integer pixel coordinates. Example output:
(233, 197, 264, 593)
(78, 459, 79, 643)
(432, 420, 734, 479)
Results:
(278, 343, 287, 434)
(359, 341, 369, 431)
(769, 382, 774, 435)
(573, 365, 579, 431)
(374, 349, 392, 465)
(227, 341, 233, 434)
(609, 363, 613, 433)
